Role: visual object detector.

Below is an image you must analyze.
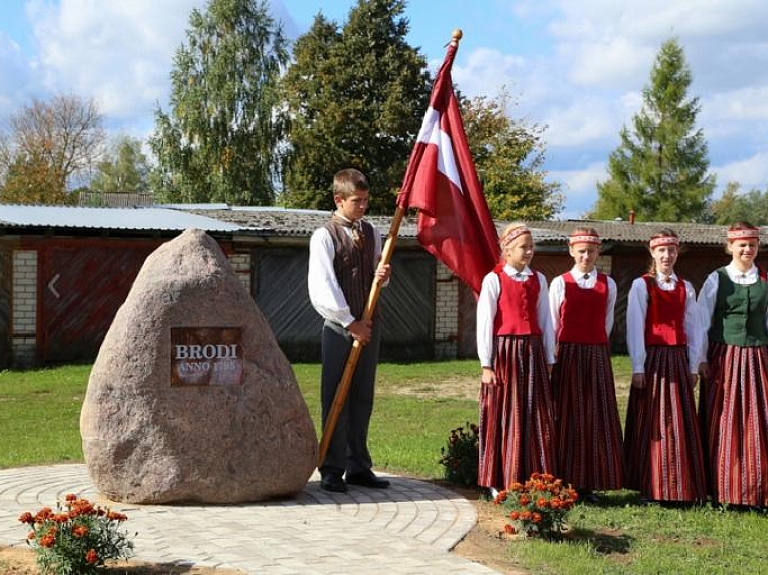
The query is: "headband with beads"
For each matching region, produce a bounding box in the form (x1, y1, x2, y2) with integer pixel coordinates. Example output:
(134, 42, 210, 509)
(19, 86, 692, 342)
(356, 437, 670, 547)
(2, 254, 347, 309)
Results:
(727, 227, 760, 241)
(569, 231, 601, 246)
(649, 236, 679, 249)
(500, 226, 531, 250)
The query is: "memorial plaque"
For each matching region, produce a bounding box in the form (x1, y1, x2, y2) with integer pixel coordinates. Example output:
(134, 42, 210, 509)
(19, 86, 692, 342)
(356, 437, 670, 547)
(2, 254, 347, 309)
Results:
(171, 327, 243, 386)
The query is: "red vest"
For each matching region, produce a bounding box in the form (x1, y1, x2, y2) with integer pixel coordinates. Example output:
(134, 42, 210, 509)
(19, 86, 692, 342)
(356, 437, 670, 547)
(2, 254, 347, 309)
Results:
(493, 265, 542, 336)
(557, 272, 609, 344)
(644, 275, 687, 346)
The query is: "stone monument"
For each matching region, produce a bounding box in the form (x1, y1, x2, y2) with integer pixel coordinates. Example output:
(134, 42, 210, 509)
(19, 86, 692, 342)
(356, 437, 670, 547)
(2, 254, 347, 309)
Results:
(80, 228, 318, 504)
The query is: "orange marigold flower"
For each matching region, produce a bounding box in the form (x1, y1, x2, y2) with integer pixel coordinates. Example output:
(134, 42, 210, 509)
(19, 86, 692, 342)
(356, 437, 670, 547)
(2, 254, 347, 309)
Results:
(509, 511, 520, 520)
(39, 534, 55, 548)
(537, 497, 549, 508)
(504, 523, 516, 534)
(85, 549, 99, 565)
(520, 510, 532, 520)
(18, 512, 34, 524)
(508, 482, 524, 491)
(27, 531, 36, 540)
(65, 493, 78, 502)
(53, 514, 69, 523)
(532, 512, 542, 523)
(35, 508, 53, 522)
(107, 511, 128, 522)
(72, 524, 89, 538)
(493, 491, 508, 504)
(518, 495, 530, 506)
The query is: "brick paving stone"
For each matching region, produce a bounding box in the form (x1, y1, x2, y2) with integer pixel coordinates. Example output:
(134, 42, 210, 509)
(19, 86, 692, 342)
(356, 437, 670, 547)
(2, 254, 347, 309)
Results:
(0, 464, 502, 574)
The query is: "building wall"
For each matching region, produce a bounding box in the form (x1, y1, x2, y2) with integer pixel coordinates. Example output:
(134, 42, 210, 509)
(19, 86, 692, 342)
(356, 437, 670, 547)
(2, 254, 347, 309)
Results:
(11, 250, 37, 367)
(434, 261, 459, 359)
(1, 237, 243, 368)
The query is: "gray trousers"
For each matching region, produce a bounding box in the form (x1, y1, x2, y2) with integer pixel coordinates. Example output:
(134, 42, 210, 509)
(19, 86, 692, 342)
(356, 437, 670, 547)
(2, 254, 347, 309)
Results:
(319, 319, 381, 476)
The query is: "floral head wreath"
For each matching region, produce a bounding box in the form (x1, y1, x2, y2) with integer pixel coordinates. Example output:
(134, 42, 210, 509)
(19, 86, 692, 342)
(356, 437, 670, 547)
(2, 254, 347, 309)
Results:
(727, 226, 760, 242)
(500, 226, 531, 250)
(649, 236, 679, 249)
(568, 231, 601, 246)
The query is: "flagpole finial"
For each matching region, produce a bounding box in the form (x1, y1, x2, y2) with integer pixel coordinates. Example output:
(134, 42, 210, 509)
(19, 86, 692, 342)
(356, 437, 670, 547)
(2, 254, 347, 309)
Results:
(451, 29, 463, 45)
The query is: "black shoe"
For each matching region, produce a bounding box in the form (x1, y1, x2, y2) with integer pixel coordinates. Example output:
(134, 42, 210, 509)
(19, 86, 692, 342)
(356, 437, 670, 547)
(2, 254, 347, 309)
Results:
(345, 470, 390, 489)
(320, 473, 347, 493)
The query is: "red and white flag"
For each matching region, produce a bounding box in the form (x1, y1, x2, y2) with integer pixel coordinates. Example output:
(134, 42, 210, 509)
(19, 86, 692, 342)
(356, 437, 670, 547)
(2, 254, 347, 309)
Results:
(396, 39, 499, 295)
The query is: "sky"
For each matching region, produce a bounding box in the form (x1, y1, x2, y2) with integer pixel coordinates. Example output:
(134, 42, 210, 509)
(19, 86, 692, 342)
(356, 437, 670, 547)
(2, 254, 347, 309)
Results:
(1, 0, 768, 219)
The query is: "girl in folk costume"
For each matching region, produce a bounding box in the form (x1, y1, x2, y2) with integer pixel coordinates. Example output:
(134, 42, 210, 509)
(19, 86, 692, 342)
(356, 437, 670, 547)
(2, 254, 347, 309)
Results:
(549, 227, 624, 501)
(698, 221, 768, 507)
(623, 229, 707, 503)
(476, 223, 557, 491)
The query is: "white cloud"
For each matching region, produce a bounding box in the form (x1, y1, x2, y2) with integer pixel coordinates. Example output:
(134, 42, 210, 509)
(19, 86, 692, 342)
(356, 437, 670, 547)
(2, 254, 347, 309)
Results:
(549, 162, 608, 218)
(714, 151, 768, 192)
(451, 47, 526, 100)
(0, 34, 39, 113)
(28, 0, 205, 124)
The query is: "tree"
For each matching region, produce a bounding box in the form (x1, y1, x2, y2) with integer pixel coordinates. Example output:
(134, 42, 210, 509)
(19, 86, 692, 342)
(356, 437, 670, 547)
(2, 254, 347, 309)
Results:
(90, 135, 150, 194)
(280, 0, 432, 213)
(149, 0, 289, 205)
(709, 182, 768, 225)
(591, 38, 715, 222)
(0, 94, 105, 205)
(462, 90, 563, 220)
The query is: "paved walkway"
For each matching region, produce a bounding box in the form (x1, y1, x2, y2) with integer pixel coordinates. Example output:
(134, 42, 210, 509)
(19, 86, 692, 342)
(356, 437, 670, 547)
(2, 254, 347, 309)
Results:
(0, 464, 502, 574)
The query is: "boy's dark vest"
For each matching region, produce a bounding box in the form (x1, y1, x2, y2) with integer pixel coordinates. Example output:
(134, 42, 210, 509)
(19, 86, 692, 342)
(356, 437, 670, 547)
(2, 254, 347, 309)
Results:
(710, 267, 768, 346)
(643, 275, 687, 346)
(324, 217, 376, 320)
(493, 264, 542, 336)
(557, 272, 609, 344)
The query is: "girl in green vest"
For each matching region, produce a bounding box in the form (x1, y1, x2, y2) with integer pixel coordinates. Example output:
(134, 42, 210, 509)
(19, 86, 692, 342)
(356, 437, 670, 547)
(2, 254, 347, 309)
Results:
(698, 221, 768, 508)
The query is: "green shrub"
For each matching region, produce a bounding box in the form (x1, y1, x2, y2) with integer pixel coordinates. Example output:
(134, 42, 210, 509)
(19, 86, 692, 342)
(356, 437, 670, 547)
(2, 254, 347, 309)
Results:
(439, 422, 479, 487)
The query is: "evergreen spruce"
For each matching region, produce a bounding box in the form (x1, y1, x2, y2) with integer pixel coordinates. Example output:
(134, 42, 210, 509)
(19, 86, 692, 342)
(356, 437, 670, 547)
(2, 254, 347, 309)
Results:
(591, 38, 714, 222)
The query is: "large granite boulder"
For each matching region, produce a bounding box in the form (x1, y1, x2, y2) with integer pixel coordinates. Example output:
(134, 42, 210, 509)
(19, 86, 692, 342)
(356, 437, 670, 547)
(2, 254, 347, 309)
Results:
(80, 228, 318, 504)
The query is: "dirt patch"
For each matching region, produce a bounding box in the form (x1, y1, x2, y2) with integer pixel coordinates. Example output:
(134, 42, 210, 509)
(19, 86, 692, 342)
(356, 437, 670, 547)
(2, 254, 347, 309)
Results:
(0, 546, 246, 575)
(441, 483, 529, 574)
(390, 376, 480, 400)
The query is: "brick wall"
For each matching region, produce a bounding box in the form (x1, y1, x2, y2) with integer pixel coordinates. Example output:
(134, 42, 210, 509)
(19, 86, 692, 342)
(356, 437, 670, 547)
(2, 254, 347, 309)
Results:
(227, 253, 251, 293)
(433, 261, 459, 359)
(11, 250, 37, 366)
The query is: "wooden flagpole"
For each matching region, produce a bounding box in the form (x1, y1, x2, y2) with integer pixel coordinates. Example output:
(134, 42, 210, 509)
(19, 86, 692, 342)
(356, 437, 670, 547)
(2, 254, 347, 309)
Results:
(316, 206, 406, 467)
(316, 28, 464, 469)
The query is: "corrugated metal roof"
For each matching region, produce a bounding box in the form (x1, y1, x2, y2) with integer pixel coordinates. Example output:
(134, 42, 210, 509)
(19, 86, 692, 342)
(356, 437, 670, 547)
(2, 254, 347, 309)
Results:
(191, 206, 420, 238)
(0, 203, 756, 247)
(525, 219, 734, 245)
(0, 204, 244, 232)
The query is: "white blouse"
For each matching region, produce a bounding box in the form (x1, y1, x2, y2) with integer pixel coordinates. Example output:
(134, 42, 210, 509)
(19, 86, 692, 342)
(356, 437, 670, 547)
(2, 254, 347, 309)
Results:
(697, 263, 768, 361)
(548, 267, 617, 342)
(476, 264, 555, 368)
(625, 272, 702, 374)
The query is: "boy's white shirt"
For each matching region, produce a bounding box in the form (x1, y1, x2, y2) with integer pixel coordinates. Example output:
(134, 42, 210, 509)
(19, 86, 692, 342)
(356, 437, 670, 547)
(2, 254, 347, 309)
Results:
(307, 219, 383, 328)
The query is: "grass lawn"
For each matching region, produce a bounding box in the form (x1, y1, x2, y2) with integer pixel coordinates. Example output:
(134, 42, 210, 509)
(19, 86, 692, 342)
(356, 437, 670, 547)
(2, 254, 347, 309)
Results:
(1, 358, 767, 574)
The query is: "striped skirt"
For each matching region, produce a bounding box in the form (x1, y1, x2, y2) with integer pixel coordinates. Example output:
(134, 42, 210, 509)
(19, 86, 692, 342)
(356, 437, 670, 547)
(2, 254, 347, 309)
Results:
(552, 342, 624, 491)
(700, 343, 768, 507)
(478, 335, 556, 490)
(623, 346, 707, 502)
